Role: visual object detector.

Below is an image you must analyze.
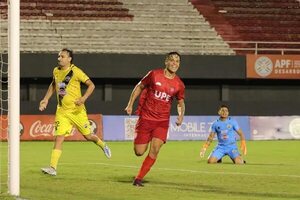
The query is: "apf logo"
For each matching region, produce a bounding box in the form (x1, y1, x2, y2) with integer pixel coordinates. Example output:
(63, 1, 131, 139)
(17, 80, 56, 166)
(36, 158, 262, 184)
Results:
(255, 56, 273, 77)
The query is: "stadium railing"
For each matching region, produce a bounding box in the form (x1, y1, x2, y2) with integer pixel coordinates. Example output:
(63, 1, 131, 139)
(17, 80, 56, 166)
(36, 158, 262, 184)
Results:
(227, 41, 300, 55)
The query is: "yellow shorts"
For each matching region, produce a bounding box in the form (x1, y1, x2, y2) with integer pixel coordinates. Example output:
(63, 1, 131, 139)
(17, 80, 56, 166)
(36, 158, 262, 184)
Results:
(54, 108, 91, 136)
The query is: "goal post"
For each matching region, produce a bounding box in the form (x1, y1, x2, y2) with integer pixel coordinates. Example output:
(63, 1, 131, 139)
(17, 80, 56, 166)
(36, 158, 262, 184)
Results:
(8, 0, 20, 196)
(0, 0, 21, 196)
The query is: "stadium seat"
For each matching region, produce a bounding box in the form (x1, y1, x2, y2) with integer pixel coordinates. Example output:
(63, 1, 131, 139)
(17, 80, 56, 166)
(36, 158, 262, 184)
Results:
(0, 0, 234, 55)
(189, 0, 300, 54)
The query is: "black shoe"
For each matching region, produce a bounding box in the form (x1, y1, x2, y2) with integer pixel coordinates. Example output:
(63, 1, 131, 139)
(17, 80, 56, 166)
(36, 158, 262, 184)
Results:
(243, 160, 246, 164)
(217, 159, 222, 163)
(133, 179, 144, 187)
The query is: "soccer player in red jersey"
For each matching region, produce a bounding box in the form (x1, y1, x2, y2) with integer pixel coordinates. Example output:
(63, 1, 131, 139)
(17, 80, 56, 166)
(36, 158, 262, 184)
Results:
(125, 52, 185, 187)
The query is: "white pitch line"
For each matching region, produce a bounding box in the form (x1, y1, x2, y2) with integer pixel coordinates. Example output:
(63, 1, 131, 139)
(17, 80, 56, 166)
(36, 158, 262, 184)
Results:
(60, 162, 300, 179)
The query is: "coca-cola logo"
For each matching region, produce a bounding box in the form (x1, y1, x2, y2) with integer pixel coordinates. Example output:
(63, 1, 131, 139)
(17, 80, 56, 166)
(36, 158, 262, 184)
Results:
(28, 119, 97, 137)
(29, 120, 55, 137)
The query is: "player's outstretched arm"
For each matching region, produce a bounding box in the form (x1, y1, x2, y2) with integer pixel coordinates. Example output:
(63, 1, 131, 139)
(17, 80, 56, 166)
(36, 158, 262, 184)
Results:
(39, 80, 55, 111)
(236, 129, 247, 155)
(200, 132, 215, 158)
(125, 82, 144, 115)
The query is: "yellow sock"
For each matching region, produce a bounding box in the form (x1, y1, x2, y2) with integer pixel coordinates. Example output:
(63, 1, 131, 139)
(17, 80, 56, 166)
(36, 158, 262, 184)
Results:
(50, 149, 62, 170)
(96, 139, 106, 149)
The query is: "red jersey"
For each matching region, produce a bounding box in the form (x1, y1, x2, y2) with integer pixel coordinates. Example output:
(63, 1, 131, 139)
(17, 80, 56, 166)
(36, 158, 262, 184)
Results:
(138, 69, 185, 121)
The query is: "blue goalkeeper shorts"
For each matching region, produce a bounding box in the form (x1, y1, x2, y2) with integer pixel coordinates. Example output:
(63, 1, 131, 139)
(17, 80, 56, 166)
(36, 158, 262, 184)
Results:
(209, 144, 240, 160)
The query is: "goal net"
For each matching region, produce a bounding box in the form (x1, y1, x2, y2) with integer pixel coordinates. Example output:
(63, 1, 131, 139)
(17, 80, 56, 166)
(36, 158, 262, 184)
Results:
(0, 0, 8, 195)
(0, 55, 8, 196)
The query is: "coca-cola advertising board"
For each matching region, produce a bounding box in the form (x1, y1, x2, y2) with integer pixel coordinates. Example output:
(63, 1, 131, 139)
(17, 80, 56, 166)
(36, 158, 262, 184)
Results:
(0, 114, 103, 141)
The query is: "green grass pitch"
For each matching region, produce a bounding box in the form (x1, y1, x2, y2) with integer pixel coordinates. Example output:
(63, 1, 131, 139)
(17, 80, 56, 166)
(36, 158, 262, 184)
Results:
(0, 140, 300, 200)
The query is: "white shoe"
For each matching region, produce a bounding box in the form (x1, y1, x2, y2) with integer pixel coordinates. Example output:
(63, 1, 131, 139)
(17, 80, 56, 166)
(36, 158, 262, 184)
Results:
(41, 167, 57, 176)
(102, 144, 112, 159)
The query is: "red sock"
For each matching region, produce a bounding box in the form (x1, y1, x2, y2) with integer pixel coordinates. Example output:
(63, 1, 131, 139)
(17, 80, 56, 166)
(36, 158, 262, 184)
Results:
(136, 155, 156, 180)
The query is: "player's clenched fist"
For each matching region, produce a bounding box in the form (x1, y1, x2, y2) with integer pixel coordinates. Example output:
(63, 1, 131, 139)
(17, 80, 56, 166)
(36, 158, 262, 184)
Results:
(200, 143, 208, 158)
(39, 99, 48, 111)
(124, 105, 132, 115)
(199, 147, 207, 158)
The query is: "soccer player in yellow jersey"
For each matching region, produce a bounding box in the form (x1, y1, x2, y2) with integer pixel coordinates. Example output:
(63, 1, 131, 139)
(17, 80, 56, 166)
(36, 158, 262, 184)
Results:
(39, 48, 111, 176)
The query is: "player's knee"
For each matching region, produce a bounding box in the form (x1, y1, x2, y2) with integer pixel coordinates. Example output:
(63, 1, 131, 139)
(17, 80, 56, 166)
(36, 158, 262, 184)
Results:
(54, 135, 64, 144)
(234, 157, 244, 164)
(148, 151, 159, 159)
(149, 144, 161, 156)
(134, 149, 145, 156)
(83, 134, 92, 141)
(135, 151, 144, 156)
(149, 149, 159, 156)
(207, 160, 214, 164)
(207, 157, 218, 164)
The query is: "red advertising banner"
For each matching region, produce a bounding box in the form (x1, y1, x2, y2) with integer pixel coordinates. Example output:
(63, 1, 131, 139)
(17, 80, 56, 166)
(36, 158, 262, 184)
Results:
(246, 54, 300, 79)
(0, 114, 103, 141)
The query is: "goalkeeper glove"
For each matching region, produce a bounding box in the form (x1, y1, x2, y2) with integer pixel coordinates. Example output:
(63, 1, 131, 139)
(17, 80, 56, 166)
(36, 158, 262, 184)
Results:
(240, 140, 247, 155)
(200, 143, 209, 158)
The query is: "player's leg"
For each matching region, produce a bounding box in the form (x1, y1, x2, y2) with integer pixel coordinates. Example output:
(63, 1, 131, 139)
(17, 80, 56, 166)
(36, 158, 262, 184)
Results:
(133, 138, 164, 187)
(207, 146, 225, 164)
(148, 137, 164, 158)
(134, 143, 149, 156)
(83, 134, 111, 158)
(132, 142, 149, 187)
(233, 156, 245, 164)
(133, 117, 152, 156)
(51, 135, 65, 168)
(74, 110, 111, 158)
(208, 156, 220, 163)
(132, 140, 150, 187)
(228, 145, 245, 164)
(133, 121, 168, 186)
(42, 113, 72, 175)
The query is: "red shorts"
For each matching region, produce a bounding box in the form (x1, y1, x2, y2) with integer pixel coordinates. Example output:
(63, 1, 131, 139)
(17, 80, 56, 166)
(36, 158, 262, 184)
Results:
(134, 118, 169, 144)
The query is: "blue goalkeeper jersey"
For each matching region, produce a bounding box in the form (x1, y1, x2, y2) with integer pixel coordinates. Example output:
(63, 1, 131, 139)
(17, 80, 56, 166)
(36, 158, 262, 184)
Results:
(210, 117, 239, 146)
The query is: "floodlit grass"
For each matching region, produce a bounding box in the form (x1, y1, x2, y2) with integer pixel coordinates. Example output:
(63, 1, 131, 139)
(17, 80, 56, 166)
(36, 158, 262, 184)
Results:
(0, 140, 300, 200)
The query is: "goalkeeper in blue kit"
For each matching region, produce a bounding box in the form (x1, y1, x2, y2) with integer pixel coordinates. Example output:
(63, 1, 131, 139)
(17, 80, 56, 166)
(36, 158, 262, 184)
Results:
(200, 105, 247, 164)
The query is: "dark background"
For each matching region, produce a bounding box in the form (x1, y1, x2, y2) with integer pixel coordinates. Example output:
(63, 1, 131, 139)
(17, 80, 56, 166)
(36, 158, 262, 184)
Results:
(17, 53, 300, 116)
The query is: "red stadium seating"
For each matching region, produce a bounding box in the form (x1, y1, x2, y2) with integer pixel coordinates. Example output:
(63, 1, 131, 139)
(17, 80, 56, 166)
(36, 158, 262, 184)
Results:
(0, 0, 133, 21)
(1, 0, 235, 55)
(190, 0, 300, 54)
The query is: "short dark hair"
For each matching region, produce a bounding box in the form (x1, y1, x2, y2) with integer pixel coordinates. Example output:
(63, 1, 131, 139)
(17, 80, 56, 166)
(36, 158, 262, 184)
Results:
(219, 104, 229, 110)
(167, 51, 181, 60)
(61, 48, 74, 63)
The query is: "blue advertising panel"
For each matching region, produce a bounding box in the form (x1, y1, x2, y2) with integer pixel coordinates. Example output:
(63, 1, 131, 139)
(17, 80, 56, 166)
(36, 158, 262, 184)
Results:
(103, 115, 250, 141)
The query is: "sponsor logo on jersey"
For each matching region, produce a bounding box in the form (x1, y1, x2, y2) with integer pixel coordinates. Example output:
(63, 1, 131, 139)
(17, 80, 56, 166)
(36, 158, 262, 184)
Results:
(154, 90, 171, 102)
(155, 82, 162, 86)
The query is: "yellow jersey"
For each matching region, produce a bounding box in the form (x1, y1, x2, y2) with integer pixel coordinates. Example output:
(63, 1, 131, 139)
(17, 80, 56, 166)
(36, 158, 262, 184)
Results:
(53, 64, 89, 112)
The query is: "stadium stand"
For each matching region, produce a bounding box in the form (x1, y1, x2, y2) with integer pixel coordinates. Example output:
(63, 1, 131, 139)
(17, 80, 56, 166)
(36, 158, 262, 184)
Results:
(0, 0, 234, 55)
(190, 0, 300, 54)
